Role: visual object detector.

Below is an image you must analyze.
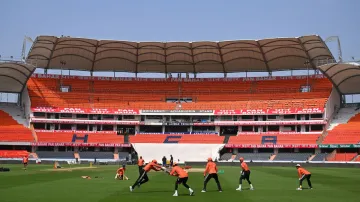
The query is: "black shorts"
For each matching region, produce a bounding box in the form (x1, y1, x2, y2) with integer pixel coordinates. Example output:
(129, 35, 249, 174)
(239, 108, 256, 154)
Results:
(23, 162, 28, 165)
(240, 170, 250, 179)
(177, 177, 188, 184)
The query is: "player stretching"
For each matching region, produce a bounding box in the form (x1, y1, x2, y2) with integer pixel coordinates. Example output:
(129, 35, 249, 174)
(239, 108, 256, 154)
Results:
(115, 165, 128, 180)
(137, 156, 145, 174)
(202, 158, 222, 193)
(296, 164, 313, 190)
(169, 162, 194, 196)
(236, 157, 254, 191)
(130, 160, 163, 192)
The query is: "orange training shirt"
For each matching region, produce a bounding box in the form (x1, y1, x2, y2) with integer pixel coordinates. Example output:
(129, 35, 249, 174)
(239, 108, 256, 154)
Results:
(241, 162, 249, 171)
(117, 167, 125, 175)
(138, 159, 144, 166)
(297, 167, 311, 178)
(170, 166, 188, 178)
(143, 162, 162, 172)
(23, 157, 28, 163)
(204, 161, 218, 176)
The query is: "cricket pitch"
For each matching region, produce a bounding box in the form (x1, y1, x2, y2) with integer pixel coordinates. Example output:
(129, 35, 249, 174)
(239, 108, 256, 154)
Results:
(41, 166, 98, 172)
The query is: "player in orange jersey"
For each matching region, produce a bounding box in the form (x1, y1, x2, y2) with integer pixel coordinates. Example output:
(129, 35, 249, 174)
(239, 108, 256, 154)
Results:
(296, 164, 312, 190)
(201, 157, 222, 193)
(115, 165, 128, 180)
(137, 156, 145, 174)
(236, 157, 254, 191)
(168, 162, 194, 196)
(130, 160, 164, 192)
(22, 155, 29, 170)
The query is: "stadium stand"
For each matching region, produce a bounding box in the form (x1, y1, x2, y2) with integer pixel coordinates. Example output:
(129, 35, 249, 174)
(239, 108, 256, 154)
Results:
(78, 152, 114, 159)
(327, 107, 360, 130)
(0, 110, 33, 142)
(117, 152, 129, 160)
(37, 151, 74, 159)
(130, 134, 224, 144)
(235, 153, 272, 161)
(27, 77, 331, 110)
(219, 153, 233, 161)
(0, 150, 29, 158)
(311, 153, 328, 161)
(273, 153, 312, 161)
(228, 134, 320, 145)
(354, 155, 360, 162)
(322, 112, 360, 144)
(36, 131, 124, 144)
(326, 153, 358, 161)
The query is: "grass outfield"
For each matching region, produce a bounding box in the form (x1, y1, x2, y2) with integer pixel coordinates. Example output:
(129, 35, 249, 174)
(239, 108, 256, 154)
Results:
(0, 164, 359, 202)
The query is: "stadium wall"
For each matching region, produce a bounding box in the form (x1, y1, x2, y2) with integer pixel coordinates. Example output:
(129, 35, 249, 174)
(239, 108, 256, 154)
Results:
(131, 143, 225, 163)
(21, 87, 32, 126)
(185, 161, 360, 168)
(325, 88, 341, 122)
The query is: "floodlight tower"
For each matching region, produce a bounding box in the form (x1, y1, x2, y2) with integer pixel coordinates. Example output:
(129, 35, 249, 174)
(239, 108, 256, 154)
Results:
(325, 36, 343, 63)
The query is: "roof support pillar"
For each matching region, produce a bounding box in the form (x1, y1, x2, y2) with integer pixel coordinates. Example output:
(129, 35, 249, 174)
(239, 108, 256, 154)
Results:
(190, 43, 196, 75)
(91, 41, 99, 72)
(45, 37, 59, 71)
(135, 43, 139, 76)
(256, 41, 271, 73)
(217, 43, 226, 77)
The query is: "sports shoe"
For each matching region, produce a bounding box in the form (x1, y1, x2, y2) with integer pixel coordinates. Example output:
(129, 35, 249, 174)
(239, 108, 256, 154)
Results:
(250, 187, 254, 191)
(219, 190, 222, 192)
(296, 188, 302, 191)
(236, 187, 241, 191)
(173, 193, 178, 196)
(129, 186, 133, 192)
(201, 190, 206, 193)
(190, 190, 194, 196)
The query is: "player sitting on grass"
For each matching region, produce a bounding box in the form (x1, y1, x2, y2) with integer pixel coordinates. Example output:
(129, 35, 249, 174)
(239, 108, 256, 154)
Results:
(130, 160, 164, 192)
(202, 158, 223, 193)
(236, 157, 254, 191)
(115, 165, 128, 180)
(168, 162, 194, 196)
(296, 164, 313, 190)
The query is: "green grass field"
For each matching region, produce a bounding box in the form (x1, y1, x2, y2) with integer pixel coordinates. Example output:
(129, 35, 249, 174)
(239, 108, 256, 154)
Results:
(0, 164, 359, 202)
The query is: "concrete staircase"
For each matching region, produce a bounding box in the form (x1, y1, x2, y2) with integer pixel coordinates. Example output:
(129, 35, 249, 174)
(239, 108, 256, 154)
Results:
(327, 107, 360, 131)
(352, 155, 360, 162)
(0, 104, 29, 127)
(308, 154, 316, 161)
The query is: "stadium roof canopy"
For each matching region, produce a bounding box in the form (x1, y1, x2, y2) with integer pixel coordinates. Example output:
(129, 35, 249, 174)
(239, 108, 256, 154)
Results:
(318, 62, 360, 94)
(26, 35, 334, 73)
(0, 62, 36, 93)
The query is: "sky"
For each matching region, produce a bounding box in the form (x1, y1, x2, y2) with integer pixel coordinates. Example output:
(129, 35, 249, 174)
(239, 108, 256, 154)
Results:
(0, 0, 360, 102)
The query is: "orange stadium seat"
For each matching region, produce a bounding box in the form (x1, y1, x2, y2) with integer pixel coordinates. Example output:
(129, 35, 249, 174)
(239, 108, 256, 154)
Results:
(228, 134, 320, 145)
(27, 77, 332, 110)
(327, 153, 358, 161)
(322, 113, 360, 144)
(0, 150, 29, 158)
(36, 131, 124, 144)
(0, 110, 34, 142)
